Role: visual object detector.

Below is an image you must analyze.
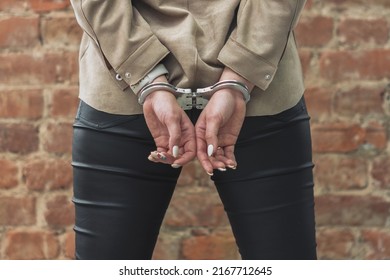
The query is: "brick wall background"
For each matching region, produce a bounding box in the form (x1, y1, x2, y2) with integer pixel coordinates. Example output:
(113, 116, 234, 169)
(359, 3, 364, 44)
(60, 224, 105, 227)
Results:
(0, 0, 389, 259)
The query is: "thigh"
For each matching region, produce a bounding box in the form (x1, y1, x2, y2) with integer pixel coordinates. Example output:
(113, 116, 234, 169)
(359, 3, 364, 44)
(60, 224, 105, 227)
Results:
(72, 101, 181, 259)
(213, 98, 317, 260)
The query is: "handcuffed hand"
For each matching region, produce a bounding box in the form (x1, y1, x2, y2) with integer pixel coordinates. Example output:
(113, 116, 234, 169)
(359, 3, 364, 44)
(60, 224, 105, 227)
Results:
(195, 88, 246, 175)
(144, 68, 253, 175)
(142, 77, 196, 168)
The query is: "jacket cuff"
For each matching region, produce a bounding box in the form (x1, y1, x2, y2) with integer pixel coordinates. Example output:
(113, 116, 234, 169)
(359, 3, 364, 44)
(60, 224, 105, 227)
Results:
(115, 36, 170, 91)
(218, 37, 277, 91)
(130, 64, 169, 95)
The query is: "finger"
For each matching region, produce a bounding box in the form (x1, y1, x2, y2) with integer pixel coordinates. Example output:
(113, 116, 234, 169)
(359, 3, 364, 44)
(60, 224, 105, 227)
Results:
(205, 116, 221, 158)
(148, 154, 159, 163)
(149, 151, 177, 164)
(171, 151, 194, 168)
(209, 155, 227, 171)
(195, 115, 215, 175)
(209, 146, 236, 170)
(222, 146, 237, 169)
(166, 116, 181, 158)
(208, 147, 227, 171)
(172, 141, 196, 167)
(196, 133, 214, 176)
(214, 154, 234, 170)
(149, 147, 168, 163)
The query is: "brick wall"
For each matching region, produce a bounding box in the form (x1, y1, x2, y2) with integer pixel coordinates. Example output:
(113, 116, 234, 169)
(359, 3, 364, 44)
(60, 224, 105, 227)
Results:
(0, 0, 389, 259)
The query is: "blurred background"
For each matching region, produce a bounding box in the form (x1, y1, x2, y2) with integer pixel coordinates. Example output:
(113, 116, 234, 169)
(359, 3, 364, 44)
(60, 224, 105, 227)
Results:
(0, 0, 390, 259)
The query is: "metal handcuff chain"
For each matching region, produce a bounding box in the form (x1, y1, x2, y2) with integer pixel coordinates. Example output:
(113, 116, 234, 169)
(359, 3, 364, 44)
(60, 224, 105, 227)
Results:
(137, 80, 250, 110)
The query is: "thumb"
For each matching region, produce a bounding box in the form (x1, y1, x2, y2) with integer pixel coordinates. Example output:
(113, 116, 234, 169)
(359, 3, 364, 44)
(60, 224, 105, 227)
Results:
(166, 116, 182, 158)
(205, 117, 221, 157)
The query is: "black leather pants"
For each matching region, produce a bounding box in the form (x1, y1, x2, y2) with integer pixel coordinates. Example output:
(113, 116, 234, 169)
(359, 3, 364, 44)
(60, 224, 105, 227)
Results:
(72, 97, 317, 260)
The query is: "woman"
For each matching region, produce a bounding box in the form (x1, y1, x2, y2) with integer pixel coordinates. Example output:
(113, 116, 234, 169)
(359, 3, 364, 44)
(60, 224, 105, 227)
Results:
(70, 0, 316, 260)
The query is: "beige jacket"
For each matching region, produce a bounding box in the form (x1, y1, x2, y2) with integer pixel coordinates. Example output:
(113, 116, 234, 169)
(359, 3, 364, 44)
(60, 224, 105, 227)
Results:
(71, 0, 307, 116)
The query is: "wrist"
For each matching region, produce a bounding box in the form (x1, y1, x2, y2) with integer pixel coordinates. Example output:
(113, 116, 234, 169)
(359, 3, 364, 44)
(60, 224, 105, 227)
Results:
(219, 67, 255, 92)
(143, 90, 174, 106)
(207, 80, 250, 104)
(140, 82, 178, 106)
(142, 76, 170, 104)
(213, 87, 246, 103)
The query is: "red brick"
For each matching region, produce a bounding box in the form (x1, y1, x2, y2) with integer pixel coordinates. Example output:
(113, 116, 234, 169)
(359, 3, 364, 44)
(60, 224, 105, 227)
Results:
(361, 230, 390, 260)
(28, 0, 70, 12)
(42, 122, 73, 154)
(50, 88, 79, 117)
(314, 156, 367, 191)
(311, 122, 366, 153)
(304, 87, 332, 120)
(176, 161, 196, 187)
(384, 84, 390, 115)
(313, 119, 386, 153)
(338, 18, 389, 46)
(316, 228, 355, 259)
(44, 195, 74, 227)
(0, 52, 78, 85)
(372, 157, 390, 189)
(65, 230, 75, 259)
(5, 230, 59, 260)
(164, 189, 229, 227)
(315, 195, 390, 226)
(153, 232, 181, 260)
(0, 17, 40, 48)
(198, 169, 215, 188)
(327, 0, 390, 7)
(41, 16, 83, 47)
(319, 50, 390, 82)
(181, 230, 238, 260)
(0, 158, 18, 189)
(364, 121, 387, 150)
(0, 0, 26, 12)
(0, 89, 44, 119)
(0, 196, 36, 226)
(295, 16, 334, 47)
(23, 158, 72, 191)
(334, 86, 384, 117)
(0, 124, 39, 154)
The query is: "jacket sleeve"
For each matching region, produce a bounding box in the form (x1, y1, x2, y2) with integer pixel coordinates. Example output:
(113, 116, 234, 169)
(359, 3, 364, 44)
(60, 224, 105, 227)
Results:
(70, 0, 169, 91)
(217, 0, 306, 91)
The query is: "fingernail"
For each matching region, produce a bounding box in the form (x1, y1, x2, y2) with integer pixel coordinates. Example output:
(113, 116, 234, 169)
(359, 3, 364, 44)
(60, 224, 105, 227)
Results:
(157, 152, 167, 161)
(207, 171, 214, 176)
(207, 144, 214, 157)
(218, 167, 227, 172)
(173, 146, 179, 158)
(148, 155, 157, 162)
(171, 163, 181, 168)
(150, 152, 159, 160)
(227, 165, 237, 170)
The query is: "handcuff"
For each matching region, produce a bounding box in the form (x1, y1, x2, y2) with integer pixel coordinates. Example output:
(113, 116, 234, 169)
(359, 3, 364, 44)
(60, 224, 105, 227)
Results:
(137, 80, 250, 110)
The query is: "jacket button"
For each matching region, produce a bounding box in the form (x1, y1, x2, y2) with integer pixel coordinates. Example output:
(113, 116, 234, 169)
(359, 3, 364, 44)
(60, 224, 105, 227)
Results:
(125, 72, 131, 79)
(115, 74, 123, 81)
(265, 74, 272, 81)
